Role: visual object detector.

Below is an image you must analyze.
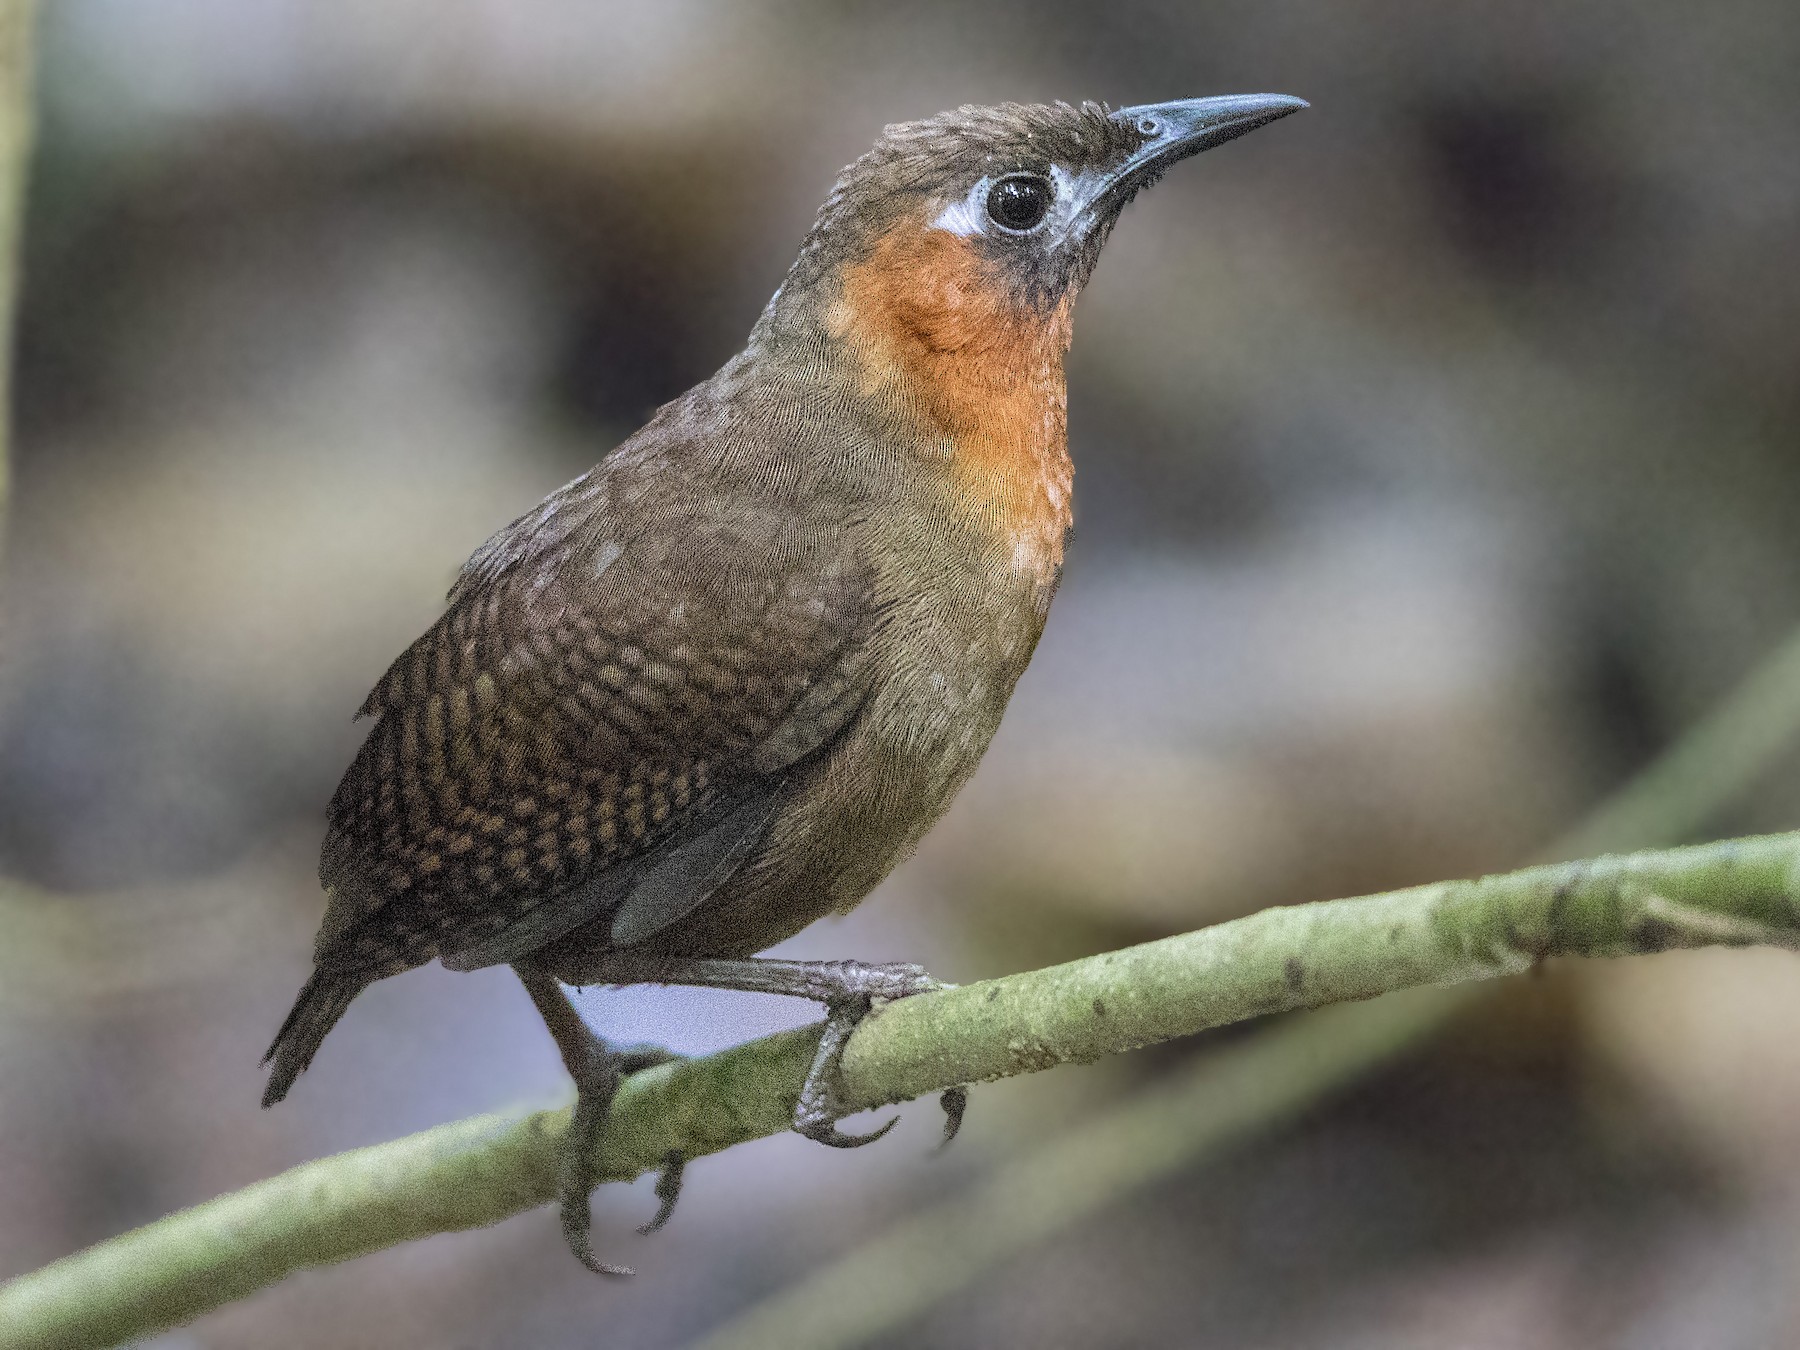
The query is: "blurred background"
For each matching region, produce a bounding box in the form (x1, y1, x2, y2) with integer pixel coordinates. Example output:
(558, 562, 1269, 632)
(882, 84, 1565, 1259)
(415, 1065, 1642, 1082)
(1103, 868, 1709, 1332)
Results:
(4, 1, 1800, 1346)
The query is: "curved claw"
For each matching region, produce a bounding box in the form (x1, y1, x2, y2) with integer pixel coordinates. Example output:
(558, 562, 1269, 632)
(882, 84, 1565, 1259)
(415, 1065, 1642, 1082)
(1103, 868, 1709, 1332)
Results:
(561, 1193, 634, 1277)
(801, 1112, 901, 1149)
(572, 1243, 634, 1278)
(637, 1154, 687, 1236)
(937, 1086, 968, 1149)
(559, 1083, 635, 1277)
(554, 1037, 686, 1276)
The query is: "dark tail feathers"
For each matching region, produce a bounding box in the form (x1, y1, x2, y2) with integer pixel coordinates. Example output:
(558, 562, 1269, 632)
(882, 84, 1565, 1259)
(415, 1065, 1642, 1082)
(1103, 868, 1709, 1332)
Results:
(261, 969, 365, 1108)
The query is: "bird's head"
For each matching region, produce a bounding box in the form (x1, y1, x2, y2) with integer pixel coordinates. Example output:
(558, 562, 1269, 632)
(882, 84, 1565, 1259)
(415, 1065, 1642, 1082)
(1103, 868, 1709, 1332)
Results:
(759, 94, 1307, 385)
(746, 95, 1306, 586)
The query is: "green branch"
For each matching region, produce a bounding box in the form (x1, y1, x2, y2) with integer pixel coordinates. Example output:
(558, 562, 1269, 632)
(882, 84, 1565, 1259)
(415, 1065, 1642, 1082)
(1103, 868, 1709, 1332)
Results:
(687, 985, 1475, 1350)
(837, 832, 1797, 1104)
(694, 624, 1800, 1350)
(6, 831, 1800, 1348)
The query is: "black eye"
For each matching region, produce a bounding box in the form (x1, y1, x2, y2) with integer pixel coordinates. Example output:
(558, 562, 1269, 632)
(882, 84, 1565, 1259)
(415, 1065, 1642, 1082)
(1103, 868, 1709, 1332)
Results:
(985, 174, 1053, 232)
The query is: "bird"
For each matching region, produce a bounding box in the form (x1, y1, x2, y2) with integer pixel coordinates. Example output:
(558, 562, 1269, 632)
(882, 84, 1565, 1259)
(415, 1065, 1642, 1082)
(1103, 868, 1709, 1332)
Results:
(261, 91, 1307, 1273)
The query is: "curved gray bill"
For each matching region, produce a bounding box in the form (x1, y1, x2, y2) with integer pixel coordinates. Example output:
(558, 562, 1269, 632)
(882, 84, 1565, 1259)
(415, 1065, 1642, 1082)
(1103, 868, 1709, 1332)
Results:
(1095, 93, 1308, 207)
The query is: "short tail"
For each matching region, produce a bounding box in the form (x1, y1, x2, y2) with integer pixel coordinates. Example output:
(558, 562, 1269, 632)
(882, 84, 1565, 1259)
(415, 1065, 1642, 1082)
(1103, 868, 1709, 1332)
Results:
(261, 969, 366, 1108)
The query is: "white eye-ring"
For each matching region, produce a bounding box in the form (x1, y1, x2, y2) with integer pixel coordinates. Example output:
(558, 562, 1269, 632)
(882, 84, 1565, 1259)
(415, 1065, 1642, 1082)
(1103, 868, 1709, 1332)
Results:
(932, 166, 1073, 239)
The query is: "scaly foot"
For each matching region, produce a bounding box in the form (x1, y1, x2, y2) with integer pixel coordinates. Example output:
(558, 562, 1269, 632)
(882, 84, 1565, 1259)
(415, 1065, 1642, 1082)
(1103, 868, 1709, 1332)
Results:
(599, 956, 967, 1150)
(515, 963, 684, 1274)
(556, 1039, 684, 1274)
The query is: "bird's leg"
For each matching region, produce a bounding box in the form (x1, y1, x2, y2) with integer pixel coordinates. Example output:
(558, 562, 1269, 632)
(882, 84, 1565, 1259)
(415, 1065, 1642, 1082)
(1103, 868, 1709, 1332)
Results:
(597, 956, 965, 1148)
(514, 964, 683, 1275)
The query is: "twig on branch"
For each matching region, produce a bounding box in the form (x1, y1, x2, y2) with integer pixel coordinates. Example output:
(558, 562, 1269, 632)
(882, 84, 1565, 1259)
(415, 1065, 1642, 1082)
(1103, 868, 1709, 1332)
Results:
(5, 830, 1800, 1348)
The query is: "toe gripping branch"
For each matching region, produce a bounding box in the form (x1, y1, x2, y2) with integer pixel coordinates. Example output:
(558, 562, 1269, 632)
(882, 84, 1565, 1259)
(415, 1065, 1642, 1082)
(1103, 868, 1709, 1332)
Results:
(628, 957, 968, 1150)
(795, 988, 965, 1149)
(519, 957, 966, 1274)
(558, 1037, 686, 1276)
(516, 964, 686, 1276)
